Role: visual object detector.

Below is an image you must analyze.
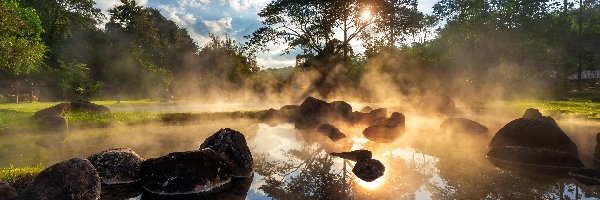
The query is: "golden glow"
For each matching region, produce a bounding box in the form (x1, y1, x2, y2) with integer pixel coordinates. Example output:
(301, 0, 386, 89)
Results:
(360, 10, 372, 21)
(355, 173, 385, 190)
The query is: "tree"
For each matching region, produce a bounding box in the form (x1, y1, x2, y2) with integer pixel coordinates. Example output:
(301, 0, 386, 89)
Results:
(20, 0, 103, 65)
(246, 0, 422, 61)
(0, 0, 46, 77)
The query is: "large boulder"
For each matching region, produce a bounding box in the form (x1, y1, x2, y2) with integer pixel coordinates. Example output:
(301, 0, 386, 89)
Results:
(317, 124, 347, 142)
(0, 181, 17, 200)
(352, 159, 385, 182)
(385, 112, 405, 128)
(360, 106, 373, 113)
(33, 101, 109, 118)
(88, 148, 144, 184)
(440, 118, 488, 134)
(139, 149, 232, 195)
(294, 97, 333, 129)
(40, 115, 68, 132)
(33, 103, 70, 118)
(522, 108, 543, 119)
(489, 118, 578, 156)
(330, 101, 352, 119)
(350, 108, 388, 125)
(330, 150, 372, 162)
(20, 158, 101, 200)
(488, 111, 584, 172)
(200, 128, 253, 177)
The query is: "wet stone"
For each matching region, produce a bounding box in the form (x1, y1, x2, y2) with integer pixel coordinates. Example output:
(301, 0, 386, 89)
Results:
(0, 181, 17, 200)
(330, 150, 372, 162)
(317, 124, 347, 142)
(352, 159, 385, 182)
(440, 118, 488, 134)
(88, 148, 144, 185)
(294, 96, 333, 129)
(200, 128, 253, 177)
(139, 149, 232, 195)
(20, 158, 101, 200)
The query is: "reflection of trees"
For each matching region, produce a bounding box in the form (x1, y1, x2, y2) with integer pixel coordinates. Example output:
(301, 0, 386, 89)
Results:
(254, 145, 351, 199)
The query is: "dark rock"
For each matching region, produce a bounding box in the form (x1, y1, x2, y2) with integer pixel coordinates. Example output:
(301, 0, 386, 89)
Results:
(350, 108, 388, 125)
(369, 108, 388, 123)
(33, 100, 109, 118)
(487, 146, 584, 168)
(360, 106, 373, 113)
(352, 159, 385, 182)
(440, 118, 488, 134)
(8, 175, 35, 193)
(385, 112, 405, 128)
(317, 124, 347, 142)
(140, 176, 252, 200)
(100, 182, 142, 200)
(330, 150, 372, 161)
(415, 94, 455, 116)
(294, 97, 333, 129)
(200, 128, 253, 177)
(33, 103, 70, 118)
(20, 158, 101, 200)
(594, 133, 600, 170)
(139, 149, 232, 195)
(330, 101, 352, 119)
(258, 108, 281, 124)
(279, 105, 299, 121)
(570, 169, 600, 185)
(40, 115, 68, 132)
(0, 181, 17, 200)
(489, 117, 579, 156)
(522, 108, 542, 119)
(363, 125, 403, 143)
(88, 148, 144, 184)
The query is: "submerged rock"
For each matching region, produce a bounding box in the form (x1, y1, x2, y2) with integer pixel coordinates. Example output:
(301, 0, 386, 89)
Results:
(40, 115, 68, 132)
(330, 150, 372, 161)
(0, 181, 17, 200)
(139, 149, 232, 195)
(20, 158, 101, 200)
(440, 118, 488, 134)
(200, 128, 253, 177)
(352, 159, 385, 182)
(317, 124, 347, 142)
(88, 148, 144, 184)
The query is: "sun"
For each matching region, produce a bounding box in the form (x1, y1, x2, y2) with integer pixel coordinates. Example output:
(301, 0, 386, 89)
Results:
(360, 10, 372, 21)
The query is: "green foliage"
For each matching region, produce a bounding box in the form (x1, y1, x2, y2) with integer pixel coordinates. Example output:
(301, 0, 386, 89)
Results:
(0, 0, 46, 77)
(0, 165, 43, 183)
(511, 100, 600, 120)
(48, 62, 102, 98)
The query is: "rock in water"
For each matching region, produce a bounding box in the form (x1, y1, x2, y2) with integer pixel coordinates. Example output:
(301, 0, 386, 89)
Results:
(88, 148, 144, 184)
(317, 124, 347, 142)
(330, 101, 352, 119)
(330, 150, 372, 161)
(440, 118, 488, 134)
(139, 149, 232, 195)
(489, 118, 579, 156)
(363, 125, 402, 143)
(0, 181, 17, 200)
(522, 108, 543, 119)
(40, 115, 68, 132)
(294, 97, 333, 129)
(352, 159, 385, 182)
(385, 112, 405, 128)
(200, 128, 253, 177)
(360, 106, 373, 113)
(20, 158, 101, 200)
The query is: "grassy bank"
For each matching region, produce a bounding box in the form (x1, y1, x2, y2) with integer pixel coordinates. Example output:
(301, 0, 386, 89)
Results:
(0, 100, 262, 133)
(510, 100, 600, 120)
(0, 165, 43, 183)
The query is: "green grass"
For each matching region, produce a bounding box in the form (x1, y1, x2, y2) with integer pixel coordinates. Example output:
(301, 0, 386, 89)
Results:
(0, 165, 43, 183)
(510, 100, 600, 120)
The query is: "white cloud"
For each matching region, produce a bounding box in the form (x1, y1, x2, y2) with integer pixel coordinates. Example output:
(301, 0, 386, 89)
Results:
(182, 14, 197, 25)
(219, 0, 271, 11)
(177, 0, 209, 8)
(201, 17, 232, 33)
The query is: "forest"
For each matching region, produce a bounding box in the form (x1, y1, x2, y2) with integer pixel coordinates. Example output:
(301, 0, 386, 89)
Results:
(1, 0, 599, 102)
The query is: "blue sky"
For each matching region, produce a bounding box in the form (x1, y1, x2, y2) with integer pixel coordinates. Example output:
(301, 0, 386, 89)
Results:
(94, 0, 439, 68)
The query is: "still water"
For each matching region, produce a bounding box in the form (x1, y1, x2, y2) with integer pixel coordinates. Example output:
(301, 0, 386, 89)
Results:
(2, 116, 600, 199)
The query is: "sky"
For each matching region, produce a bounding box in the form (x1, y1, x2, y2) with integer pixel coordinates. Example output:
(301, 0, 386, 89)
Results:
(94, 0, 439, 69)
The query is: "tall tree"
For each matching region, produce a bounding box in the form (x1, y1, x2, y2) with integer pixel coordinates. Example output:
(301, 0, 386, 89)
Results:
(0, 0, 46, 77)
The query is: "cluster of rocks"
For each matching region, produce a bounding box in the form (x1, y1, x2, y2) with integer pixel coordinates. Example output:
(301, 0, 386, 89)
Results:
(487, 108, 585, 175)
(32, 100, 111, 132)
(330, 150, 385, 182)
(5, 128, 253, 199)
(258, 96, 406, 143)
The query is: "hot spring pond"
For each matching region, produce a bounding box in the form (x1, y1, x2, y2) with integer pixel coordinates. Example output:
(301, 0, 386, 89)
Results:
(2, 117, 600, 199)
